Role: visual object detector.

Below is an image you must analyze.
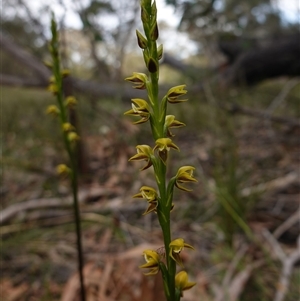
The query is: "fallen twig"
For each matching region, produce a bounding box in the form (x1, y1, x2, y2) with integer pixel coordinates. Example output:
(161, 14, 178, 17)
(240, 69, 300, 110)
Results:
(262, 229, 300, 301)
(273, 209, 300, 239)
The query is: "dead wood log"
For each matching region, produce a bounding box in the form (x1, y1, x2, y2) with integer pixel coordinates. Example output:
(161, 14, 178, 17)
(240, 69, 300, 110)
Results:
(219, 34, 300, 86)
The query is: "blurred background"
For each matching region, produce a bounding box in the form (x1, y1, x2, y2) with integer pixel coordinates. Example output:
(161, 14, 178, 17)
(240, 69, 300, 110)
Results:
(1, 0, 299, 300)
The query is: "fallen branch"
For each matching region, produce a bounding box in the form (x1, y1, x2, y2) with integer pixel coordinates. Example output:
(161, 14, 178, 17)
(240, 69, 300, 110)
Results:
(273, 209, 300, 239)
(241, 171, 299, 197)
(0, 187, 115, 224)
(226, 103, 300, 128)
(262, 229, 300, 301)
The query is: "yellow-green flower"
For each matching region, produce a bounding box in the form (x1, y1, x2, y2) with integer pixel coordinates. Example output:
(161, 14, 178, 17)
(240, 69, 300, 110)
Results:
(153, 138, 179, 163)
(124, 98, 150, 124)
(133, 186, 158, 201)
(139, 250, 160, 276)
(46, 105, 60, 115)
(125, 72, 148, 89)
(62, 122, 74, 132)
(175, 271, 196, 296)
(167, 85, 188, 103)
(65, 96, 77, 108)
(68, 132, 80, 142)
(61, 69, 70, 77)
(169, 238, 195, 267)
(165, 115, 185, 137)
(56, 164, 71, 176)
(133, 186, 159, 215)
(47, 83, 58, 94)
(49, 76, 56, 83)
(129, 145, 154, 170)
(175, 166, 197, 191)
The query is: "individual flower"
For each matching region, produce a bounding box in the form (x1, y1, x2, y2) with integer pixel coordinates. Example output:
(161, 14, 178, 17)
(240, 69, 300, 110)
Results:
(133, 186, 158, 202)
(165, 115, 185, 137)
(125, 72, 148, 89)
(175, 166, 197, 191)
(175, 271, 196, 296)
(139, 250, 160, 276)
(133, 186, 159, 215)
(167, 85, 188, 103)
(68, 132, 80, 143)
(62, 122, 75, 132)
(43, 60, 53, 69)
(46, 105, 60, 116)
(153, 138, 179, 163)
(49, 76, 56, 83)
(61, 69, 70, 77)
(56, 164, 71, 176)
(47, 83, 58, 94)
(124, 98, 150, 124)
(65, 96, 77, 108)
(169, 238, 195, 267)
(129, 145, 154, 170)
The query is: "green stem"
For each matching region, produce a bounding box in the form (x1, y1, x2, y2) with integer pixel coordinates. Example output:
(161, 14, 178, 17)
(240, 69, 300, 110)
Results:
(50, 17, 86, 301)
(70, 162, 86, 301)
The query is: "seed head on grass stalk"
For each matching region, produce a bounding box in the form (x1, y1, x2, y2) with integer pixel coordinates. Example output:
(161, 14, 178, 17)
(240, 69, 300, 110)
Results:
(125, 1, 197, 300)
(46, 13, 86, 301)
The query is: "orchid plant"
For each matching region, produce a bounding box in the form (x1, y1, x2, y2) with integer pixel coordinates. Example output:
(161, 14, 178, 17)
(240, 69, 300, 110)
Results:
(46, 15, 86, 301)
(125, 1, 197, 300)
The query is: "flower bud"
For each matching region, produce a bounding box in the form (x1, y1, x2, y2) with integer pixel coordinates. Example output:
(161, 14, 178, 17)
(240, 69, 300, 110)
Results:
(147, 57, 158, 73)
(62, 122, 74, 132)
(68, 131, 80, 142)
(61, 69, 70, 77)
(150, 22, 159, 41)
(46, 105, 60, 116)
(65, 96, 77, 108)
(157, 44, 163, 60)
(56, 164, 71, 176)
(136, 30, 148, 49)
